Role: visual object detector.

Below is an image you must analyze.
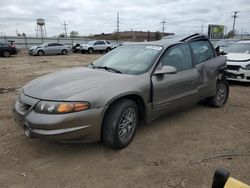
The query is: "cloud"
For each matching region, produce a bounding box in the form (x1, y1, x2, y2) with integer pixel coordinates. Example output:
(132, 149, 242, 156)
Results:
(0, 0, 249, 36)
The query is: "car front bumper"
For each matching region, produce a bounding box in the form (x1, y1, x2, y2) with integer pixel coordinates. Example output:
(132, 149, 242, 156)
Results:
(226, 68, 250, 82)
(13, 92, 104, 142)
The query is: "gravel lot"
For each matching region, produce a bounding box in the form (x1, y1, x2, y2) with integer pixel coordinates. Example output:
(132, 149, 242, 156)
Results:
(0, 52, 249, 188)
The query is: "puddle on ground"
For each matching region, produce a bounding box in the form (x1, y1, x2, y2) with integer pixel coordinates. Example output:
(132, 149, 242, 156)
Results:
(0, 87, 21, 94)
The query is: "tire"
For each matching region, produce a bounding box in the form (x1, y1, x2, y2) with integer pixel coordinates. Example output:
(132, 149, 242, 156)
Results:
(88, 48, 94, 54)
(206, 79, 229, 107)
(24, 126, 36, 138)
(37, 50, 44, 56)
(62, 49, 68, 55)
(106, 47, 111, 53)
(102, 99, 139, 149)
(3, 51, 10, 57)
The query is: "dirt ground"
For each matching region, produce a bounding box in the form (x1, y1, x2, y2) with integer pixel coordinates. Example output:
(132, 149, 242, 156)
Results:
(0, 52, 249, 188)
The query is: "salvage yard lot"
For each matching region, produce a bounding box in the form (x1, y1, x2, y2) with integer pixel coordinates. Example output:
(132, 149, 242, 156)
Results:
(0, 52, 249, 187)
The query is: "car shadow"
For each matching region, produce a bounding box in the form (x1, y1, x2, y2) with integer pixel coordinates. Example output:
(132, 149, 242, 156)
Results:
(228, 80, 250, 86)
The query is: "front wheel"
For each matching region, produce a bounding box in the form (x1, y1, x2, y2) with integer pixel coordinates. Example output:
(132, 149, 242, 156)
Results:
(37, 50, 44, 56)
(3, 51, 10, 57)
(206, 80, 229, 107)
(102, 99, 139, 149)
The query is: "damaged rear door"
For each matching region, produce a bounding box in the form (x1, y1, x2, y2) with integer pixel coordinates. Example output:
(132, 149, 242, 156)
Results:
(189, 40, 226, 100)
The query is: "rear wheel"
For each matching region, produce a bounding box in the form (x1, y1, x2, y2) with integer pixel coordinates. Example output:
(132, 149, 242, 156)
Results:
(102, 99, 138, 149)
(62, 49, 68, 55)
(106, 47, 111, 53)
(37, 50, 44, 56)
(206, 80, 229, 107)
(3, 51, 10, 57)
(88, 48, 94, 54)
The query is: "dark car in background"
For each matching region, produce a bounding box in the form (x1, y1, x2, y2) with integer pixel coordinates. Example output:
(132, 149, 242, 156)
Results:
(72, 43, 81, 53)
(0, 42, 18, 57)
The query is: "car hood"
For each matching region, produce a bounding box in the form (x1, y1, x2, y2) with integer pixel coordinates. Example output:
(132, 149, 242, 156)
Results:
(226, 53, 250, 67)
(29, 46, 38, 50)
(23, 67, 129, 100)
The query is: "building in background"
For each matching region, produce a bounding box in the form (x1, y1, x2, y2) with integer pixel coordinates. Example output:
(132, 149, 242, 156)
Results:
(89, 31, 175, 42)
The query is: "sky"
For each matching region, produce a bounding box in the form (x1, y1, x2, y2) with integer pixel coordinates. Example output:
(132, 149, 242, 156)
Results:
(0, 0, 250, 37)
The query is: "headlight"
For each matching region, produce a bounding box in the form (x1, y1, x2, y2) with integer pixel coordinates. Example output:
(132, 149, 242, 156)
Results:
(34, 101, 90, 114)
(246, 64, 250, 70)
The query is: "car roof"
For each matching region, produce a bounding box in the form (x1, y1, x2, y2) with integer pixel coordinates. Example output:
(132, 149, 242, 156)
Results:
(128, 33, 207, 47)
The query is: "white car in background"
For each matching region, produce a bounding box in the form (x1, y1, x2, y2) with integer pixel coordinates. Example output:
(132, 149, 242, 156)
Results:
(225, 41, 250, 82)
(80, 40, 113, 54)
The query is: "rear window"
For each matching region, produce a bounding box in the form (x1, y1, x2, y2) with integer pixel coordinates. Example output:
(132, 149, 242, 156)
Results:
(190, 41, 214, 65)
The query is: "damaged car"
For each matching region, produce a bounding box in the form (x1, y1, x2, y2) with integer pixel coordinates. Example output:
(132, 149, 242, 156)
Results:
(224, 41, 250, 82)
(13, 34, 229, 149)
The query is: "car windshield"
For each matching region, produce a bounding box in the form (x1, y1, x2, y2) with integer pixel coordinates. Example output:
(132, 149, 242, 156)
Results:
(225, 43, 250, 53)
(91, 44, 163, 75)
(40, 43, 49, 47)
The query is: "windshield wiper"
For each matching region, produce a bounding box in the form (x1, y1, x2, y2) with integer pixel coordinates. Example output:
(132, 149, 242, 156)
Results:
(96, 66, 122, 74)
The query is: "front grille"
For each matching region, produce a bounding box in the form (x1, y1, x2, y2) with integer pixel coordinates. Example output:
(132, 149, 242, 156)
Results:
(227, 65, 241, 71)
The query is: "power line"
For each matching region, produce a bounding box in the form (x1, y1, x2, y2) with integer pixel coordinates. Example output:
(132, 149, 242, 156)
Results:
(232, 11, 238, 38)
(63, 21, 68, 37)
(116, 12, 120, 41)
(201, 24, 204, 34)
(160, 18, 166, 33)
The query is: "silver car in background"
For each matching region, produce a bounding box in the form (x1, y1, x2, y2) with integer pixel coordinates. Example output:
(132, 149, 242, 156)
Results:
(80, 40, 113, 54)
(29, 42, 71, 56)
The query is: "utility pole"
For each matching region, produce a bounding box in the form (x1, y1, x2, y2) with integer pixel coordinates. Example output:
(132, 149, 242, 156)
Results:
(116, 12, 120, 42)
(232, 11, 238, 38)
(160, 18, 166, 34)
(63, 21, 68, 38)
(201, 24, 204, 34)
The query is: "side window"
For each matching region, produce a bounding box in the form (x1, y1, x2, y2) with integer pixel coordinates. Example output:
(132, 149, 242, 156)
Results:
(54, 43, 63, 46)
(190, 41, 214, 65)
(99, 41, 105, 45)
(94, 41, 100, 45)
(48, 43, 54, 47)
(161, 44, 193, 71)
(106, 41, 111, 44)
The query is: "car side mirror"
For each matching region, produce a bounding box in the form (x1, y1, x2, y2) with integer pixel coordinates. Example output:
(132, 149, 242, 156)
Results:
(154, 65, 177, 75)
(215, 46, 227, 55)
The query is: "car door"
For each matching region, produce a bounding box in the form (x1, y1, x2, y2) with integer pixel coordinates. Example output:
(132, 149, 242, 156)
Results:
(45, 43, 56, 54)
(54, 43, 63, 54)
(152, 43, 199, 117)
(189, 40, 219, 100)
(94, 41, 106, 51)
